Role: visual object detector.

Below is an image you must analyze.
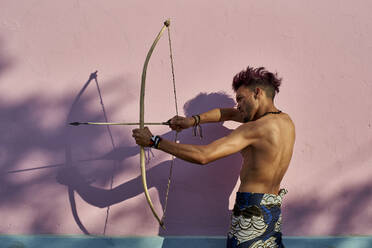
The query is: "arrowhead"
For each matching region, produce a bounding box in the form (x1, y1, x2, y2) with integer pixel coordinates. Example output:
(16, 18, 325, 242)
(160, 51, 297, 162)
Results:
(69, 122, 81, 126)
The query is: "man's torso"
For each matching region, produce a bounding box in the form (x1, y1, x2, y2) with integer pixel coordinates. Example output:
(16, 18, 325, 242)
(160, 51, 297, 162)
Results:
(239, 112, 295, 194)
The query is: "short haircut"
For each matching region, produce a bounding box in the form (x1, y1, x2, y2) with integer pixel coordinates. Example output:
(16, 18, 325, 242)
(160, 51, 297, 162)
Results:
(232, 66, 282, 100)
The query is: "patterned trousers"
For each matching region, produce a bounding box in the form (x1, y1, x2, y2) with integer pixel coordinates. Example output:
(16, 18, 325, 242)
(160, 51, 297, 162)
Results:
(226, 189, 287, 248)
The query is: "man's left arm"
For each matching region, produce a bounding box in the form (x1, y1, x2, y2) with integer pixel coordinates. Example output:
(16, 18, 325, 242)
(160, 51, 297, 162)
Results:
(133, 120, 266, 165)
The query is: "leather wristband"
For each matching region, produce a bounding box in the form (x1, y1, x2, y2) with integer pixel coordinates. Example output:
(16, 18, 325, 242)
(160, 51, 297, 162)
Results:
(150, 135, 162, 149)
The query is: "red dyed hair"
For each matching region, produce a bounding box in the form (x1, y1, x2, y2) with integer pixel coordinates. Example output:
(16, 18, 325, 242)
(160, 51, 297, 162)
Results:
(232, 67, 282, 100)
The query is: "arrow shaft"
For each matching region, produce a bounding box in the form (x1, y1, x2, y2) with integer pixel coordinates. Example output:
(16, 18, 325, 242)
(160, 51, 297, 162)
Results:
(71, 122, 168, 126)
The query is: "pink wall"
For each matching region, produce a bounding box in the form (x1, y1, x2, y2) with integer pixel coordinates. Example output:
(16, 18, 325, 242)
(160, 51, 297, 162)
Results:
(1, 0, 371, 236)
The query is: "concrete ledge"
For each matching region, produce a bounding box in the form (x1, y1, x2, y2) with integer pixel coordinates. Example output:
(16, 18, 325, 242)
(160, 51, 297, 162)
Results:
(1, 235, 372, 248)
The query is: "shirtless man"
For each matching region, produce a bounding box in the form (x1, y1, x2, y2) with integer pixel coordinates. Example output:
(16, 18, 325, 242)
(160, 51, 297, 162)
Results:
(132, 66, 295, 248)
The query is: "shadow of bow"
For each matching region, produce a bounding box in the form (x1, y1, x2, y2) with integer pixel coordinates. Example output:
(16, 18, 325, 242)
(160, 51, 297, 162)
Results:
(57, 92, 242, 236)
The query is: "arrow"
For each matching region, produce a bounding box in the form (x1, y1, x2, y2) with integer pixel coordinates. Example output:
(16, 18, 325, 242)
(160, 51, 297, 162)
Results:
(69, 121, 170, 126)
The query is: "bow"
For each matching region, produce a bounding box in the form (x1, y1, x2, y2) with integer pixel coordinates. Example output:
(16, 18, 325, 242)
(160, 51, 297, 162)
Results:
(140, 19, 178, 229)
(66, 19, 178, 232)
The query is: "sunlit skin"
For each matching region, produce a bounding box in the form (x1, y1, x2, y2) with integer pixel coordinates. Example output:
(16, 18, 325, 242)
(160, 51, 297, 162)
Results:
(132, 85, 295, 195)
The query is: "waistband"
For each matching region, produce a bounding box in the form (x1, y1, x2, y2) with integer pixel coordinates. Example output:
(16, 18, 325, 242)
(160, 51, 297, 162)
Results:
(235, 188, 288, 208)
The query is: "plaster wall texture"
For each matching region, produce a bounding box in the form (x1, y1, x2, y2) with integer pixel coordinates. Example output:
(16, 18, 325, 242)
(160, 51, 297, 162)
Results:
(0, 0, 371, 236)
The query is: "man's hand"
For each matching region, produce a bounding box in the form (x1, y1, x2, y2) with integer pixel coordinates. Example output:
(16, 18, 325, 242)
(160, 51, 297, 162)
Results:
(168, 115, 194, 132)
(132, 127, 153, 147)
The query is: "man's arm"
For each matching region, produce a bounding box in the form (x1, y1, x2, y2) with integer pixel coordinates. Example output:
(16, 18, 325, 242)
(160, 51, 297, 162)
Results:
(170, 108, 244, 131)
(158, 120, 265, 165)
(219, 108, 245, 123)
(198, 108, 244, 123)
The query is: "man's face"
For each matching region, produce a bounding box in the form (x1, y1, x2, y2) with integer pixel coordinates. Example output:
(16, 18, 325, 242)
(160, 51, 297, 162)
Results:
(235, 86, 258, 122)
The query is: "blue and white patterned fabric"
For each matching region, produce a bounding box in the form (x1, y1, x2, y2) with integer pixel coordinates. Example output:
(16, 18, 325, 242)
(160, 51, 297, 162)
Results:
(226, 189, 287, 248)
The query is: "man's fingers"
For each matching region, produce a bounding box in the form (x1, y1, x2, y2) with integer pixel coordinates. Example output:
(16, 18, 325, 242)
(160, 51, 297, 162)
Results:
(169, 115, 181, 124)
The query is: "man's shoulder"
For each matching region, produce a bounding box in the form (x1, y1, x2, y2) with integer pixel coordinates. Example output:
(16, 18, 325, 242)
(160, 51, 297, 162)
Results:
(235, 112, 294, 132)
(235, 118, 272, 140)
(259, 112, 294, 128)
(246, 112, 294, 136)
(278, 112, 295, 131)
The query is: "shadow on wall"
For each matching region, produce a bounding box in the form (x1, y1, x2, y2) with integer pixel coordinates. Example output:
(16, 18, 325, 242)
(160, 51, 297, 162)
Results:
(0, 38, 14, 79)
(67, 84, 372, 238)
(0, 69, 130, 234)
(283, 139, 372, 235)
(1, 32, 370, 236)
(56, 91, 242, 236)
(0, 47, 241, 237)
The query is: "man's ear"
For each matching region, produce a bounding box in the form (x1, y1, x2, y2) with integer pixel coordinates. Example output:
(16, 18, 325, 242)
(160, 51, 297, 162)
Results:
(254, 87, 260, 99)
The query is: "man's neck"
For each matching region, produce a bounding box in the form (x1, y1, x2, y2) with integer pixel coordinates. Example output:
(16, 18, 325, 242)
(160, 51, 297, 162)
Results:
(252, 102, 279, 121)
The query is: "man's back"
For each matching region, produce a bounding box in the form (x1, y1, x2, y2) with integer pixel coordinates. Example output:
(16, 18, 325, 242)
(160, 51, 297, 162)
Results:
(239, 112, 295, 194)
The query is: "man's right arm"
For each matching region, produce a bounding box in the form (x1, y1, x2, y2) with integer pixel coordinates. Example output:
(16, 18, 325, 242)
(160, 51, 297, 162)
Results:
(219, 108, 244, 123)
(169, 108, 244, 131)
(197, 108, 244, 123)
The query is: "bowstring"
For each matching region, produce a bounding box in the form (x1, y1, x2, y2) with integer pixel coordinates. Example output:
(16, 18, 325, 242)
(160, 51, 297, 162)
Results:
(161, 24, 178, 223)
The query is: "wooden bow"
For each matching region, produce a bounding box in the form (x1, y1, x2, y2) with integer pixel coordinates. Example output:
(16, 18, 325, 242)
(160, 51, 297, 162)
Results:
(140, 19, 175, 229)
